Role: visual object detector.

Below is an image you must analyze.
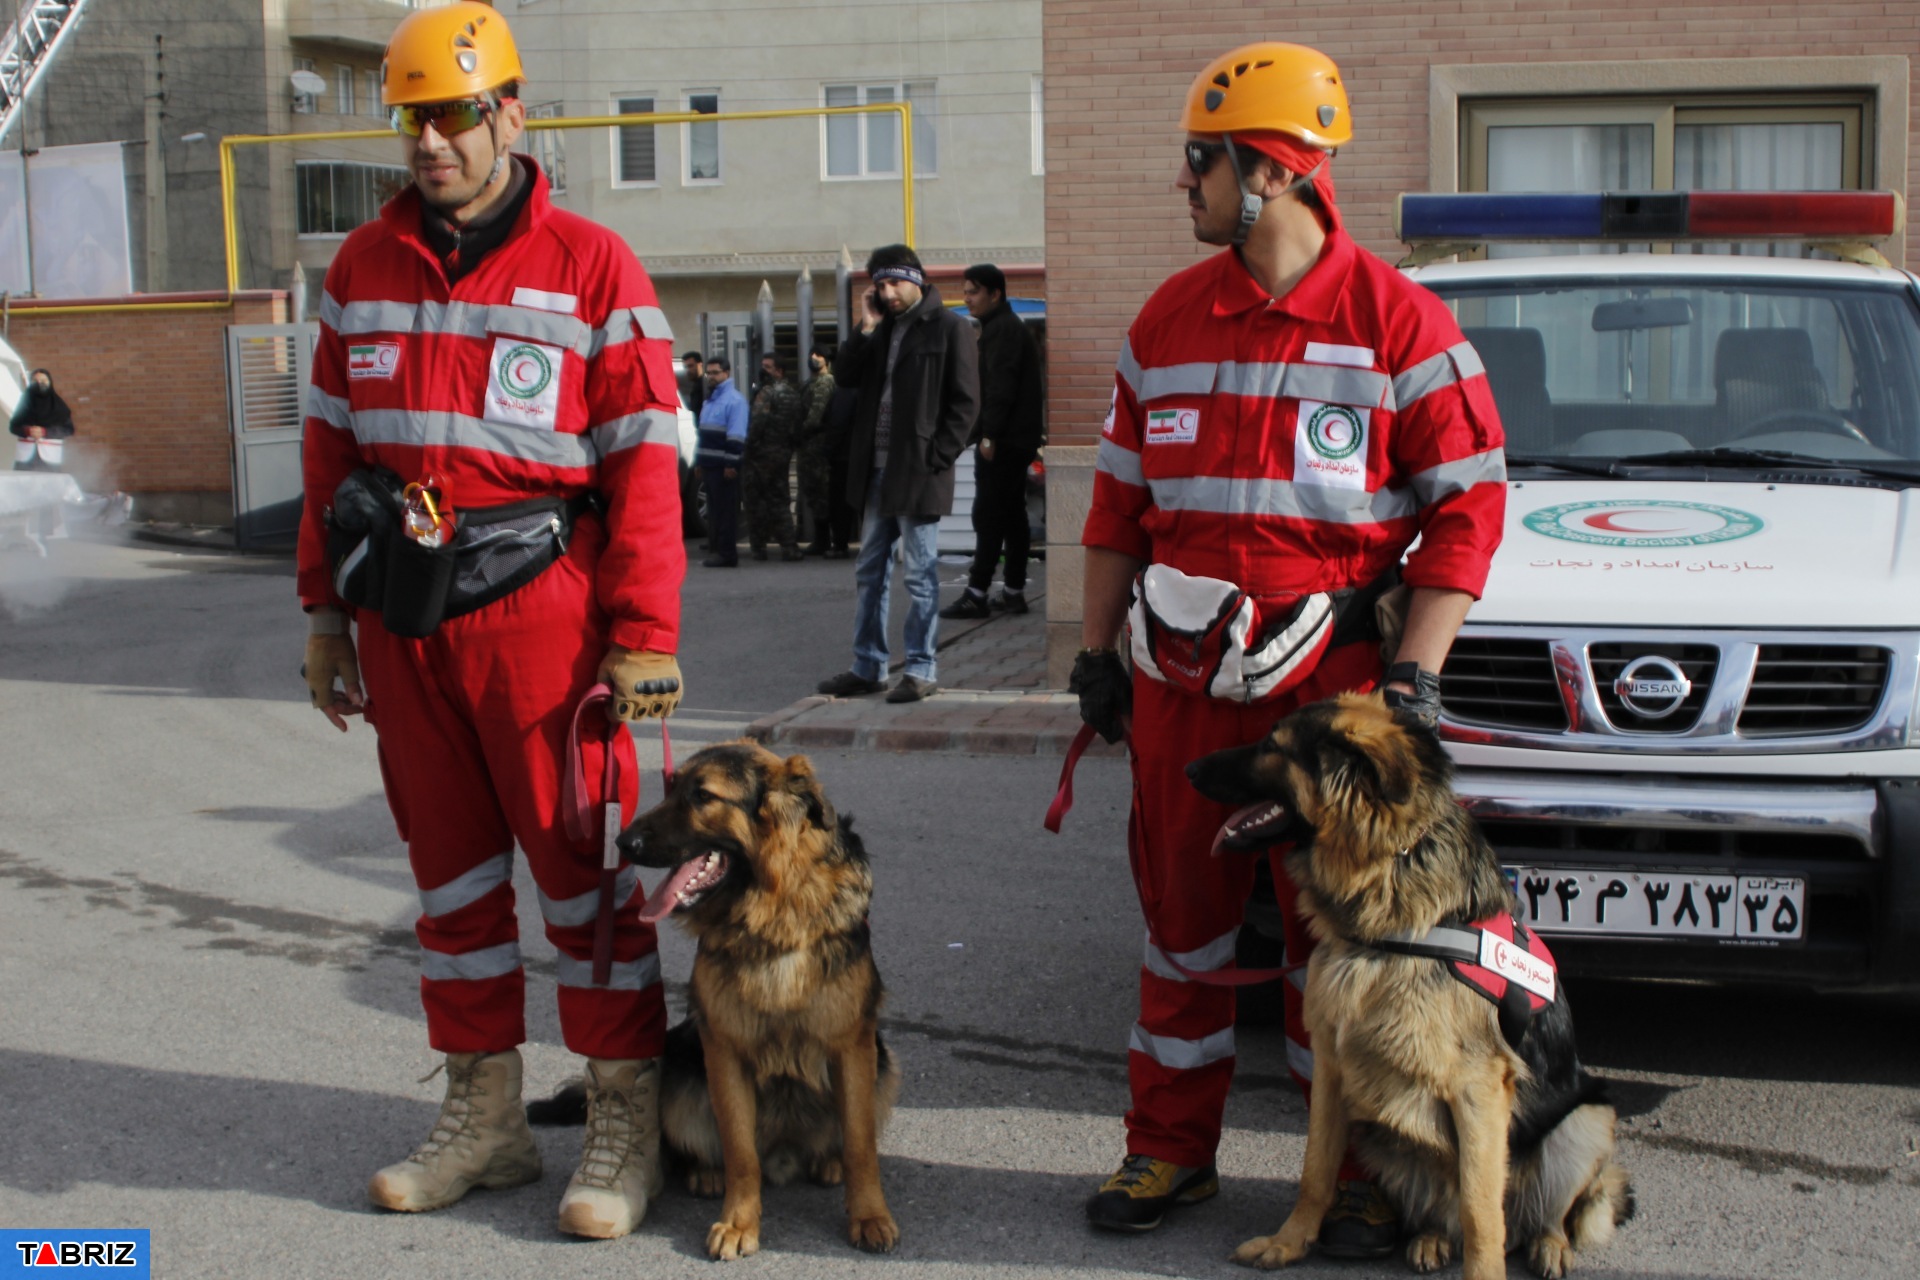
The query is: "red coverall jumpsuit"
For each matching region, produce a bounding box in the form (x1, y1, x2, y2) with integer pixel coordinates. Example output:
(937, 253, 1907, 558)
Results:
(1083, 228, 1506, 1168)
(296, 158, 686, 1061)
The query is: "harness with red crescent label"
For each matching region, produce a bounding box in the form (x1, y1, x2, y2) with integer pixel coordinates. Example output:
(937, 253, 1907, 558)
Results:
(1363, 914, 1559, 1051)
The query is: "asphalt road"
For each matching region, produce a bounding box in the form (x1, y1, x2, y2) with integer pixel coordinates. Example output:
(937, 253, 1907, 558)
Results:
(2, 530, 1917, 1279)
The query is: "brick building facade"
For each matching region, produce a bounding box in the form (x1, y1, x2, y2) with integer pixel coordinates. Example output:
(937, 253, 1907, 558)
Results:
(1038, 0, 1916, 677)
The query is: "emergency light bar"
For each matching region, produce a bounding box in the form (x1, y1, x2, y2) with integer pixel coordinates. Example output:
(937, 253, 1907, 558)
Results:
(1395, 190, 1904, 245)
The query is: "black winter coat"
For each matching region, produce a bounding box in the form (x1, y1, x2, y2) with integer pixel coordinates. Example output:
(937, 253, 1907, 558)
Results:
(835, 286, 979, 518)
(971, 300, 1044, 456)
(9, 380, 74, 440)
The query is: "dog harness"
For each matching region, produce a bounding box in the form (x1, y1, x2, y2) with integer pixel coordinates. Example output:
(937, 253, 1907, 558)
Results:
(1365, 914, 1558, 1051)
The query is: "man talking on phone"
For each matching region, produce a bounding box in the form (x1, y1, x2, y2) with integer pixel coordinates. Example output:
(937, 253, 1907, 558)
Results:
(816, 244, 978, 704)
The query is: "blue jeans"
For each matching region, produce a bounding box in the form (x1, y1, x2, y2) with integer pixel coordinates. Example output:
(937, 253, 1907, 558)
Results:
(851, 494, 941, 682)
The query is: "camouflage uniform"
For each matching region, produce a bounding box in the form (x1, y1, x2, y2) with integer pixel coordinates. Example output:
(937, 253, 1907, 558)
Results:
(796, 369, 837, 548)
(742, 376, 804, 552)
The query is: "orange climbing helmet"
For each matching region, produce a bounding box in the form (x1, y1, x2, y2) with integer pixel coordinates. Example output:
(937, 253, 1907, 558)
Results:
(1180, 42, 1351, 150)
(382, 0, 525, 107)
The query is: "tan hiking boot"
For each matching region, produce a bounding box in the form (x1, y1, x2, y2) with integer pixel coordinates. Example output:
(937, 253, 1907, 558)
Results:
(556, 1058, 664, 1239)
(368, 1050, 543, 1212)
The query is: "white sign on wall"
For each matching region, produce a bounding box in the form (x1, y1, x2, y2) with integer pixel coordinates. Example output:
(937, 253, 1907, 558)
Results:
(0, 141, 134, 298)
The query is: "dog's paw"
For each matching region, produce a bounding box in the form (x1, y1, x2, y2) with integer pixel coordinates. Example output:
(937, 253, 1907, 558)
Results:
(848, 1211, 899, 1253)
(1407, 1232, 1453, 1273)
(687, 1167, 726, 1199)
(706, 1218, 760, 1261)
(1230, 1232, 1310, 1270)
(809, 1157, 844, 1187)
(1527, 1232, 1577, 1279)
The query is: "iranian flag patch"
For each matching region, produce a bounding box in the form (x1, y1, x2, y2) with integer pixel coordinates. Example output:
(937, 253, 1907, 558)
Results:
(348, 342, 400, 380)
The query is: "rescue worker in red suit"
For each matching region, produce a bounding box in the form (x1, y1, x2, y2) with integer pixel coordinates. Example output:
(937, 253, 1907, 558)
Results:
(295, 3, 685, 1241)
(1073, 44, 1506, 1253)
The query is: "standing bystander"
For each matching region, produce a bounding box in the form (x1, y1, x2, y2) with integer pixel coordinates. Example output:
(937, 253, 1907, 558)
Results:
(677, 350, 705, 417)
(796, 345, 844, 557)
(696, 355, 749, 568)
(941, 264, 1044, 619)
(742, 351, 804, 561)
(816, 244, 978, 703)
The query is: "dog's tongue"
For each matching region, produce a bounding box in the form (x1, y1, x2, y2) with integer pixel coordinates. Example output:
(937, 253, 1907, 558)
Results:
(1211, 801, 1293, 857)
(637, 861, 707, 924)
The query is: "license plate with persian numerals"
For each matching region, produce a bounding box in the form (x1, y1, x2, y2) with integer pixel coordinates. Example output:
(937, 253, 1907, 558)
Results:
(1503, 867, 1806, 942)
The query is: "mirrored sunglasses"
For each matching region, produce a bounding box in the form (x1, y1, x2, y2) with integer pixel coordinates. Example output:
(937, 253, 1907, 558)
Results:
(1184, 140, 1229, 178)
(390, 98, 495, 138)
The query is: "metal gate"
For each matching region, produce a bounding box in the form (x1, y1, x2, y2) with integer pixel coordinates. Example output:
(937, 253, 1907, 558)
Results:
(225, 322, 314, 550)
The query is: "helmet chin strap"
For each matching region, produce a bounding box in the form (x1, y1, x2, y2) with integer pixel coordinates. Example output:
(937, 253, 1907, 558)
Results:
(1222, 135, 1326, 246)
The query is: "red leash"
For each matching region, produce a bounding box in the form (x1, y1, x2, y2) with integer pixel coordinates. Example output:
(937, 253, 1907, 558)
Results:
(1044, 720, 1305, 987)
(565, 683, 675, 987)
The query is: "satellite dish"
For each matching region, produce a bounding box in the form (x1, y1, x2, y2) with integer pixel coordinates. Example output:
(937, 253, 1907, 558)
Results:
(290, 70, 327, 96)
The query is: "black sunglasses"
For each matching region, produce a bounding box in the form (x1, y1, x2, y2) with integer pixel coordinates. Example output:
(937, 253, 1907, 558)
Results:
(1184, 140, 1230, 178)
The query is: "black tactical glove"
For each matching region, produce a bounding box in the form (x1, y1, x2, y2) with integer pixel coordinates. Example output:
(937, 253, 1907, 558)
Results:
(1069, 647, 1132, 744)
(1382, 661, 1443, 729)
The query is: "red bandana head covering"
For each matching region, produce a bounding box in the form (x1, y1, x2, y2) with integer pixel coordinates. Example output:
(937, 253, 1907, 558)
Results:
(1230, 129, 1342, 233)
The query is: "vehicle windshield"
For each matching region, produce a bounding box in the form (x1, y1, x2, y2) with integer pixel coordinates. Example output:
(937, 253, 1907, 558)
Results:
(1428, 276, 1920, 468)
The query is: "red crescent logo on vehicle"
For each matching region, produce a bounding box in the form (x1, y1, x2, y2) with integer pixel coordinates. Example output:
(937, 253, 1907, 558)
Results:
(1583, 510, 1686, 534)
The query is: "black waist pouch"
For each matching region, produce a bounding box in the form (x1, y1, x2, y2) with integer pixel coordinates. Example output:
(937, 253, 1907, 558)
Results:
(326, 467, 594, 638)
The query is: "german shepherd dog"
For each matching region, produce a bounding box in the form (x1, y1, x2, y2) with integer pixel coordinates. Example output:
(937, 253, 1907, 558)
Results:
(1187, 694, 1632, 1280)
(618, 741, 900, 1260)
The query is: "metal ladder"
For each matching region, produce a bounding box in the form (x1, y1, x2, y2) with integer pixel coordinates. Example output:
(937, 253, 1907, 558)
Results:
(0, 0, 91, 148)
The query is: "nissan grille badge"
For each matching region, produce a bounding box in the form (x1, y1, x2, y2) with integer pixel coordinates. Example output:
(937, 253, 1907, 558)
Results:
(1614, 654, 1692, 719)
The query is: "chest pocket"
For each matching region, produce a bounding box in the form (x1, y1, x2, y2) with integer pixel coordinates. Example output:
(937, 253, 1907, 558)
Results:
(1285, 361, 1391, 494)
(481, 304, 589, 433)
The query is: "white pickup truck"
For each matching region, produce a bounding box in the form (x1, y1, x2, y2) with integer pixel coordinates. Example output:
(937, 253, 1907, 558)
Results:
(1399, 190, 1920, 989)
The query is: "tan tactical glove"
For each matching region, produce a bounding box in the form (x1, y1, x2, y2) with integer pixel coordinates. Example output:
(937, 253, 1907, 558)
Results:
(303, 618, 364, 733)
(599, 648, 682, 722)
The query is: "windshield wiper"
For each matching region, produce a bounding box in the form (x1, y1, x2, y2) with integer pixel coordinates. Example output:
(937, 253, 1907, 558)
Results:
(1608, 447, 1920, 485)
(1504, 454, 1625, 478)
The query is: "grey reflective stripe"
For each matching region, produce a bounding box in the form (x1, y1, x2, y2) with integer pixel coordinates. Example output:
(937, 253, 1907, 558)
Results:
(1128, 1023, 1236, 1071)
(590, 310, 636, 358)
(1143, 927, 1239, 983)
(335, 299, 590, 354)
(1135, 360, 1392, 409)
(1115, 338, 1143, 395)
(1148, 474, 1419, 525)
(319, 291, 344, 331)
(537, 866, 639, 929)
(554, 952, 663, 991)
(1393, 341, 1487, 410)
(419, 852, 513, 919)
(1096, 437, 1145, 489)
(336, 300, 419, 335)
(590, 408, 679, 457)
(421, 941, 522, 982)
(350, 408, 599, 468)
(634, 305, 673, 341)
(307, 386, 351, 431)
(1411, 448, 1506, 507)
(1286, 1037, 1314, 1081)
(1136, 362, 1219, 400)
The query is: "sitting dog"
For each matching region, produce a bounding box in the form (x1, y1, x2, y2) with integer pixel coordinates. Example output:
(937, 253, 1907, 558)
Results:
(619, 741, 900, 1260)
(1187, 694, 1632, 1280)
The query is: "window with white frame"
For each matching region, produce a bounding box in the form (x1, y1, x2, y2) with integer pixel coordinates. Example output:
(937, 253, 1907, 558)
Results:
(524, 101, 567, 194)
(685, 90, 720, 183)
(365, 69, 383, 119)
(1030, 74, 1044, 176)
(297, 161, 408, 235)
(1462, 95, 1868, 258)
(823, 81, 937, 178)
(335, 64, 355, 116)
(610, 95, 656, 186)
(292, 57, 318, 114)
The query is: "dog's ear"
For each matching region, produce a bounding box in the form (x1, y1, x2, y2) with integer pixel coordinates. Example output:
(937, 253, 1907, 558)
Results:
(782, 755, 835, 829)
(1317, 713, 1416, 818)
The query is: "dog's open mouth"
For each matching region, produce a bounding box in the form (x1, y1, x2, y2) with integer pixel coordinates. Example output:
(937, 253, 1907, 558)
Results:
(637, 851, 731, 922)
(1212, 801, 1294, 855)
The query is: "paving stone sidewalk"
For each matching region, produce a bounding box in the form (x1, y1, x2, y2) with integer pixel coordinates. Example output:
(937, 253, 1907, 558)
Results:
(747, 570, 1122, 758)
